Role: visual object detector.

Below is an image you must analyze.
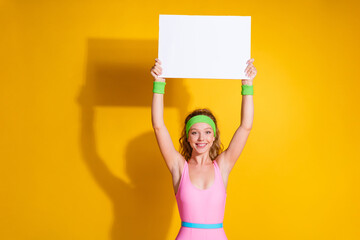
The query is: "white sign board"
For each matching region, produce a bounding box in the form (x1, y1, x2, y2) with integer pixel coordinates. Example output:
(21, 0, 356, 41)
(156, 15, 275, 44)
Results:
(158, 15, 251, 79)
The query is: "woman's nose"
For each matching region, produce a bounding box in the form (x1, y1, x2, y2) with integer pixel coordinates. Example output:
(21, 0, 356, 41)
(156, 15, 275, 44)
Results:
(198, 133, 204, 140)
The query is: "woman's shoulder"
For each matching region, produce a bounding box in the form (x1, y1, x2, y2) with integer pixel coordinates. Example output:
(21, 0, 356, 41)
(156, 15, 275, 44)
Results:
(214, 153, 230, 176)
(171, 156, 186, 177)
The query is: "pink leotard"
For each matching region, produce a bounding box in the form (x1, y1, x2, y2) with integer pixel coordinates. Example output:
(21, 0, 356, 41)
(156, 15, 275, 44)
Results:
(175, 160, 228, 240)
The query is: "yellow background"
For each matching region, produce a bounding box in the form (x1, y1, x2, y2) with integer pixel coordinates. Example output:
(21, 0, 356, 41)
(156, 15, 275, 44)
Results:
(1, 0, 359, 239)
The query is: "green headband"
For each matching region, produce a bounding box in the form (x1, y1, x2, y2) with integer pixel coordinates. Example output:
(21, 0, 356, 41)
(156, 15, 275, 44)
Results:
(186, 115, 216, 138)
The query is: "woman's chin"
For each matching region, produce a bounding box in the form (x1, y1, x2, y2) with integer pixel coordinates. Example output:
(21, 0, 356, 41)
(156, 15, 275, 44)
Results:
(193, 147, 210, 154)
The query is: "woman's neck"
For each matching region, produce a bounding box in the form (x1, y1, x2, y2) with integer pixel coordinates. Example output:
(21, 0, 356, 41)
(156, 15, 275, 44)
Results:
(189, 153, 212, 166)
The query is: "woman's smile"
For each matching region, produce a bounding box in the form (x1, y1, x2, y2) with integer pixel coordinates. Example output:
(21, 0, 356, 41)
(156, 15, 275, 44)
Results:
(195, 143, 207, 148)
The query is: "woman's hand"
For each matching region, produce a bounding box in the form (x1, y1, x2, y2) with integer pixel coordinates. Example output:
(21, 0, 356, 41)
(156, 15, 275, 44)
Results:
(242, 58, 257, 85)
(150, 58, 166, 82)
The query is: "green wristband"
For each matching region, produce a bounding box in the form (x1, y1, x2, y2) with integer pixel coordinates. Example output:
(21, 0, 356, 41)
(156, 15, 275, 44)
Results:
(241, 85, 254, 95)
(153, 81, 166, 94)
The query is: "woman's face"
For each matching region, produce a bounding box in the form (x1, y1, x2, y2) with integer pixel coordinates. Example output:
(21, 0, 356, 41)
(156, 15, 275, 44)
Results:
(188, 122, 215, 154)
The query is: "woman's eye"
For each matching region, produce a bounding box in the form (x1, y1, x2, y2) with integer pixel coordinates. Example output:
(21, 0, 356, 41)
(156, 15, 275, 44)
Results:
(206, 131, 211, 134)
(191, 132, 197, 135)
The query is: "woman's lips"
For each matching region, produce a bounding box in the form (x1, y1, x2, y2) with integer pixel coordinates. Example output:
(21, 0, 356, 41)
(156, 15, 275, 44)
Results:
(196, 143, 207, 148)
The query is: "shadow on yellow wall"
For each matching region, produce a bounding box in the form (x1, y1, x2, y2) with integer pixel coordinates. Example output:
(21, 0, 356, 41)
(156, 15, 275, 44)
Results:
(77, 39, 190, 239)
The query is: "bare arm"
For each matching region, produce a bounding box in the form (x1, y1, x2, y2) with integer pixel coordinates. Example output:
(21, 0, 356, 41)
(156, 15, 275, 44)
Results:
(151, 59, 183, 174)
(220, 59, 257, 173)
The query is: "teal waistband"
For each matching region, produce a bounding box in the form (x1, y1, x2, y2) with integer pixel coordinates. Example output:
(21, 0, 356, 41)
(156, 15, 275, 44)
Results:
(181, 221, 223, 229)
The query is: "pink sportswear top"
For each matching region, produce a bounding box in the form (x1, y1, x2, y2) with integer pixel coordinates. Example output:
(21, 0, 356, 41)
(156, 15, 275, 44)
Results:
(175, 160, 228, 240)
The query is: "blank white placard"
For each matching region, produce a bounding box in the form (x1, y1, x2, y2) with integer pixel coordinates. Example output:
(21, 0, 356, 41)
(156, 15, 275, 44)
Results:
(158, 15, 251, 79)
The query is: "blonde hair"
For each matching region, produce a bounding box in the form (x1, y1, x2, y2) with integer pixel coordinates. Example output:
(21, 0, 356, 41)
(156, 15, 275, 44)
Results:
(179, 109, 224, 161)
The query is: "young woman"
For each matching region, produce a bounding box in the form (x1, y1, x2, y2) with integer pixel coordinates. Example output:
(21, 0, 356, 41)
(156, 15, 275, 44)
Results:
(150, 58, 257, 239)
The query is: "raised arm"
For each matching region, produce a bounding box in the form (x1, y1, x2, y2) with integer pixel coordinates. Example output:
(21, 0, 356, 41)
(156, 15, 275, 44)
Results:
(151, 59, 183, 174)
(220, 58, 257, 173)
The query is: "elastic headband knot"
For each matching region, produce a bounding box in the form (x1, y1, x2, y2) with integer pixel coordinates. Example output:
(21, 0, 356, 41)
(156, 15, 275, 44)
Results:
(186, 115, 216, 138)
